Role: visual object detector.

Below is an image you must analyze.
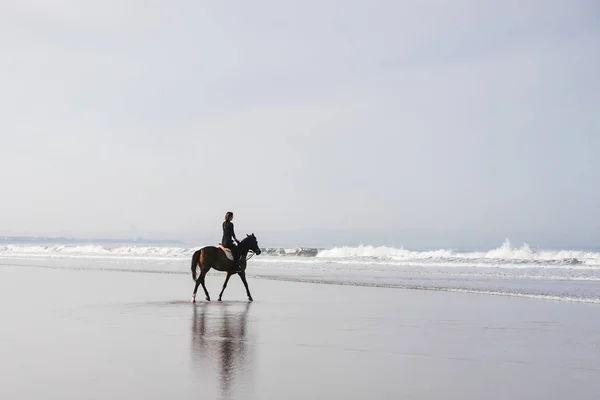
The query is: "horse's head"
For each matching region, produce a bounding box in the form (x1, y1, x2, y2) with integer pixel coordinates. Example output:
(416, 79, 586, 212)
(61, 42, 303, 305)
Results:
(245, 233, 261, 255)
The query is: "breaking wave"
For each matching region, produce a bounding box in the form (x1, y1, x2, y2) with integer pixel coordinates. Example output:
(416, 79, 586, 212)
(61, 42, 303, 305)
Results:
(0, 244, 195, 260)
(314, 240, 597, 266)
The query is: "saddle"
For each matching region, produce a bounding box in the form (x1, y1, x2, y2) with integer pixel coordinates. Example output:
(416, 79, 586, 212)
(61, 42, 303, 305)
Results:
(218, 244, 235, 261)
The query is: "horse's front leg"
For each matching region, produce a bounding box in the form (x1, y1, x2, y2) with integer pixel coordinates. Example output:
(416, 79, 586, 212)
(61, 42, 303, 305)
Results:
(239, 271, 253, 302)
(218, 272, 232, 301)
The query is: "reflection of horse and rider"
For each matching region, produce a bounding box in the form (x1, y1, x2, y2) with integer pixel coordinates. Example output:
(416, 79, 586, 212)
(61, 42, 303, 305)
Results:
(191, 302, 253, 400)
(191, 211, 262, 303)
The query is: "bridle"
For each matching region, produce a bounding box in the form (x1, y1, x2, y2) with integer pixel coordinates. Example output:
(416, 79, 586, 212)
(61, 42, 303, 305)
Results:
(240, 241, 259, 261)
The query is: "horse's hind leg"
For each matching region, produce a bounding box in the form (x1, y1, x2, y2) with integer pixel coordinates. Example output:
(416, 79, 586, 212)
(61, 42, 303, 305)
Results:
(199, 270, 211, 301)
(218, 272, 232, 302)
(192, 277, 203, 303)
(239, 271, 253, 302)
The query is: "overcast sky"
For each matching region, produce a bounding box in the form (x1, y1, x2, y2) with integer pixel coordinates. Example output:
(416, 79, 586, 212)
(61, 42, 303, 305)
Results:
(1, 1, 598, 246)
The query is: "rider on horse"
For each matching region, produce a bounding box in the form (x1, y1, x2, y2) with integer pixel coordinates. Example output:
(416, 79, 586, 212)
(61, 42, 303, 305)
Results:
(222, 211, 242, 272)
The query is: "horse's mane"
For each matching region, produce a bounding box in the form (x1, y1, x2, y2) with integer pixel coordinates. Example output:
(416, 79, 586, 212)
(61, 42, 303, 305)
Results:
(238, 234, 256, 251)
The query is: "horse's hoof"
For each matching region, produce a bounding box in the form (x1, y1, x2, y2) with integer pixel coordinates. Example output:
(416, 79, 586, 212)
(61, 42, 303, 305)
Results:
(191, 296, 196, 303)
(206, 297, 211, 302)
(218, 298, 222, 302)
(248, 297, 253, 302)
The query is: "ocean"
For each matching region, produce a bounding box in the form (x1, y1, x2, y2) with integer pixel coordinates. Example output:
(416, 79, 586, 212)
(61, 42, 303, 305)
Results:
(2, 238, 600, 304)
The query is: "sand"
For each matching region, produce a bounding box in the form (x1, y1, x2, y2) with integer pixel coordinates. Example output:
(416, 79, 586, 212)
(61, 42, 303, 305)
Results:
(1, 262, 599, 399)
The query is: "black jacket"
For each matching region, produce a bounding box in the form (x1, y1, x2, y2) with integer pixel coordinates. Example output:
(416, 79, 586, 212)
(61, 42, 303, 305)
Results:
(222, 221, 237, 247)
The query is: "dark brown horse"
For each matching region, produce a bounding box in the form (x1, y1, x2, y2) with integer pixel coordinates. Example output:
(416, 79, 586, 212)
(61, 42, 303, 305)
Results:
(191, 234, 261, 302)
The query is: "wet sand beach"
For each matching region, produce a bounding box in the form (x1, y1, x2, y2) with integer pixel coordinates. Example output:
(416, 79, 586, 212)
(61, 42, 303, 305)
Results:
(1, 263, 599, 399)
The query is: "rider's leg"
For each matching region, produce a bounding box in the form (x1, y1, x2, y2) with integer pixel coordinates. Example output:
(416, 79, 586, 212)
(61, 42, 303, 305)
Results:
(230, 243, 241, 271)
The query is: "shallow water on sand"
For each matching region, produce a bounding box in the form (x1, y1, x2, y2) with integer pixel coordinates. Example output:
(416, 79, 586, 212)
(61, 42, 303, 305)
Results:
(1, 263, 600, 399)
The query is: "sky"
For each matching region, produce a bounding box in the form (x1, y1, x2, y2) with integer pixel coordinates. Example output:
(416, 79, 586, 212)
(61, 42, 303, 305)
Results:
(0, 1, 599, 248)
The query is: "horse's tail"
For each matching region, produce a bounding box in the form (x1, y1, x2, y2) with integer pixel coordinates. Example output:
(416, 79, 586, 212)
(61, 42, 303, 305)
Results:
(191, 249, 201, 281)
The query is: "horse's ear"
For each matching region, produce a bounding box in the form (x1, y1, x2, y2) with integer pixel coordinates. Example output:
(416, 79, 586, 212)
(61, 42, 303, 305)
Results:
(252, 233, 255, 237)
(246, 234, 250, 237)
